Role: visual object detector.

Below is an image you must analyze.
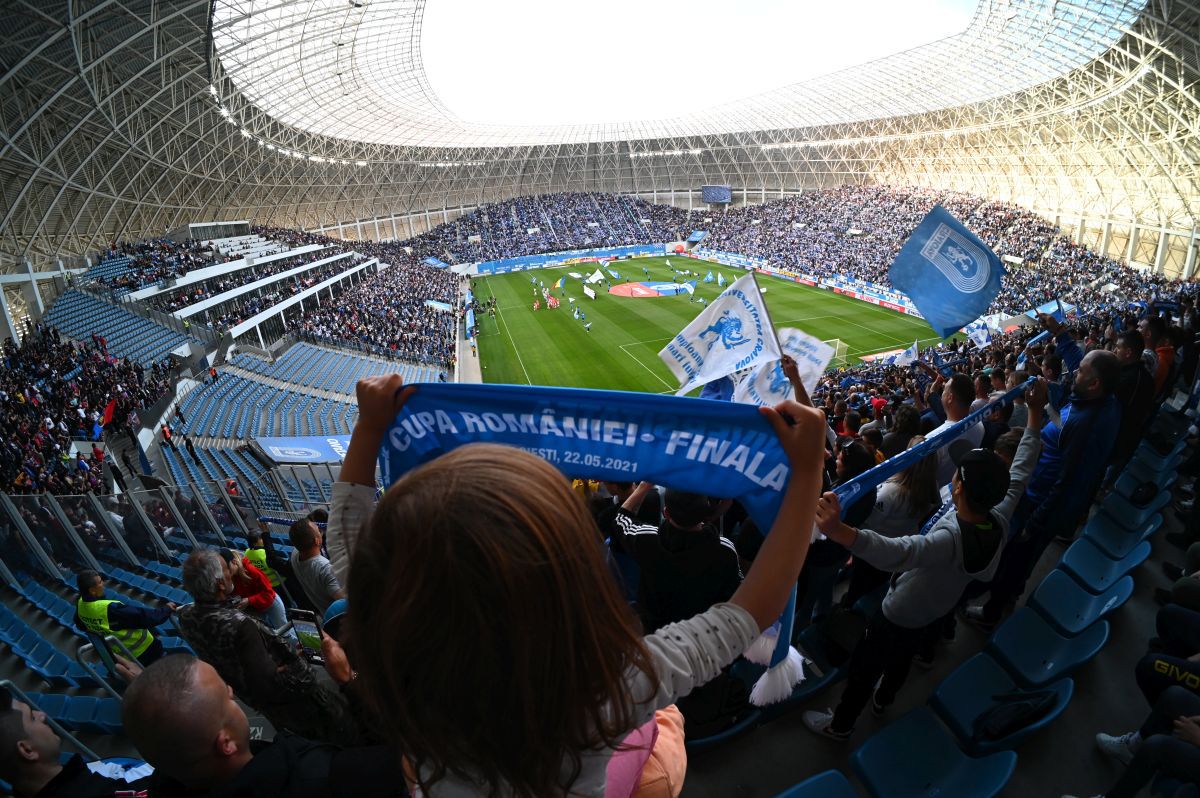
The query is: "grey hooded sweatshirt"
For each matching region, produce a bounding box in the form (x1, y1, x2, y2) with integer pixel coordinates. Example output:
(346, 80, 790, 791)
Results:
(849, 423, 1042, 629)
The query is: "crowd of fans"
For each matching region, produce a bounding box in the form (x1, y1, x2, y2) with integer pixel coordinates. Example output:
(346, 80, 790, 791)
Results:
(92, 238, 212, 293)
(199, 254, 372, 331)
(290, 258, 458, 368)
(3, 202, 1200, 794)
(147, 248, 344, 314)
(0, 322, 171, 495)
(4, 288, 1192, 797)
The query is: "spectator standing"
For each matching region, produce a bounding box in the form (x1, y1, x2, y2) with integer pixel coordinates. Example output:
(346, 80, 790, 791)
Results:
(288, 518, 344, 615)
(327, 374, 826, 797)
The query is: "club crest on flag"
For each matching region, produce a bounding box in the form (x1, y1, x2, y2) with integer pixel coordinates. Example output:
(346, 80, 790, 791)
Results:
(920, 224, 991, 293)
(700, 311, 749, 351)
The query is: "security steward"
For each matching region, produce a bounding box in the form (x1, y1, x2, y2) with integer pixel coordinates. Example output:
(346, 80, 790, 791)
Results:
(74, 569, 176, 666)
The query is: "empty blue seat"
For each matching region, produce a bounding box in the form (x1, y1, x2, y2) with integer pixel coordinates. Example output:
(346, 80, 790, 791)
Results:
(930, 652, 1073, 755)
(774, 770, 857, 798)
(987, 608, 1108, 687)
(1060, 537, 1149, 594)
(850, 707, 1017, 798)
(1083, 512, 1162, 559)
(1100, 489, 1171, 529)
(684, 708, 761, 751)
(1028, 570, 1133, 636)
(1115, 461, 1176, 495)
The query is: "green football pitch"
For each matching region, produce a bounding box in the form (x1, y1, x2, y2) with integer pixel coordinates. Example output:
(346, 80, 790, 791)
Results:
(474, 256, 943, 394)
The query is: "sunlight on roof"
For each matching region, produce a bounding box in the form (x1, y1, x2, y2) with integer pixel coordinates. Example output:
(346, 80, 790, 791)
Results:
(422, 0, 976, 125)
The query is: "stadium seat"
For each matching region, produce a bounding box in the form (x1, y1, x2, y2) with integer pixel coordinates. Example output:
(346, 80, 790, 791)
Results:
(773, 770, 857, 798)
(850, 707, 1017, 798)
(987, 608, 1108, 687)
(1099, 489, 1171, 529)
(1081, 511, 1162, 559)
(1113, 461, 1176, 496)
(683, 709, 762, 752)
(1059, 537, 1150, 594)
(1028, 570, 1133, 636)
(930, 652, 1073, 755)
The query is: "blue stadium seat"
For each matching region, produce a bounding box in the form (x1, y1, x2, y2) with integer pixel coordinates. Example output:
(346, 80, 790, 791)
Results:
(1027, 570, 1133, 636)
(684, 708, 762, 752)
(1100, 489, 1171, 530)
(1083, 512, 1162, 559)
(1059, 537, 1149, 594)
(773, 770, 857, 798)
(987, 608, 1108, 687)
(1114, 461, 1176, 496)
(930, 652, 1073, 755)
(850, 708, 1017, 798)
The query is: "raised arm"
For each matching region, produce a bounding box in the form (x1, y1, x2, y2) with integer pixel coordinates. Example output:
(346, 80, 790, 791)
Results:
(327, 375, 416, 585)
(730, 400, 827, 630)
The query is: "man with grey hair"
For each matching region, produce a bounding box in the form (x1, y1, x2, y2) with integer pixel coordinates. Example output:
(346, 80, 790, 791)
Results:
(176, 549, 361, 746)
(123, 654, 401, 796)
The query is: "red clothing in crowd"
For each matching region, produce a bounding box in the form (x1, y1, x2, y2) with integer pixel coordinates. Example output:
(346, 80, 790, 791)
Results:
(231, 557, 276, 613)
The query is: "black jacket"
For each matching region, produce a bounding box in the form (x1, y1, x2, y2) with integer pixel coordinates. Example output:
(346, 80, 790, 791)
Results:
(152, 734, 406, 798)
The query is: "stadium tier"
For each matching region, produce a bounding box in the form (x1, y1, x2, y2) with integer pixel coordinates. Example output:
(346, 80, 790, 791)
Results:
(4, 0, 1200, 792)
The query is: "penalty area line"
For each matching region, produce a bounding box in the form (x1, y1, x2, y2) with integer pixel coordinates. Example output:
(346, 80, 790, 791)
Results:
(618, 342, 676, 391)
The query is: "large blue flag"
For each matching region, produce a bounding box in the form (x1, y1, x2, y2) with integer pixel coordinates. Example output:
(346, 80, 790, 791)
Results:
(888, 206, 1005, 339)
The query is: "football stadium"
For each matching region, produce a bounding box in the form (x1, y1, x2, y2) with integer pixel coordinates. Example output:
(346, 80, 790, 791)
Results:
(1, 0, 1199, 795)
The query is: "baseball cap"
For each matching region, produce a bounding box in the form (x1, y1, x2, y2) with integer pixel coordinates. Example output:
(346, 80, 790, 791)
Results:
(956, 449, 1011, 511)
(323, 598, 349, 639)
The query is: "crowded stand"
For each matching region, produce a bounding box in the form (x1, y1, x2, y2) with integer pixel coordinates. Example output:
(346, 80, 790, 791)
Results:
(144, 247, 337, 314)
(3, 188, 1200, 798)
(85, 238, 211, 293)
(0, 321, 171, 495)
(289, 258, 458, 368)
(196, 253, 371, 331)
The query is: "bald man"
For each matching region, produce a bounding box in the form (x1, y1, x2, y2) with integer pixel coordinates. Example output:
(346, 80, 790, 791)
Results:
(0, 685, 153, 797)
(122, 655, 403, 797)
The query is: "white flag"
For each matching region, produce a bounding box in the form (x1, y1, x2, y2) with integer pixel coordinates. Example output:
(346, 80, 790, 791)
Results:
(658, 273, 781, 396)
(734, 328, 835, 406)
(586, 269, 605, 284)
(892, 339, 919, 367)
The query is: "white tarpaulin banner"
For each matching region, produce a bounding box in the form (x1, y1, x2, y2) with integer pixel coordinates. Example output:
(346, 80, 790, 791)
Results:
(583, 286, 596, 299)
(586, 269, 605, 284)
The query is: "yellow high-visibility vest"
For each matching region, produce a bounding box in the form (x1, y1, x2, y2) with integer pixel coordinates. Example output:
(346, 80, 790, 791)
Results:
(76, 598, 153, 657)
(245, 547, 282, 588)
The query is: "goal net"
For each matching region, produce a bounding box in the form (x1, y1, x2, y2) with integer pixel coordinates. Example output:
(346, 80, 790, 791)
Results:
(824, 338, 851, 369)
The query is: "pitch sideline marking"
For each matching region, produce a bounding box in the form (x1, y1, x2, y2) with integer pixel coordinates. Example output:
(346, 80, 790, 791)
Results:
(493, 304, 533, 385)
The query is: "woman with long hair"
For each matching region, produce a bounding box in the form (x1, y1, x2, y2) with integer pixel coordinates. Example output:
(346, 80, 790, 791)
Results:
(842, 436, 942, 606)
(326, 375, 827, 797)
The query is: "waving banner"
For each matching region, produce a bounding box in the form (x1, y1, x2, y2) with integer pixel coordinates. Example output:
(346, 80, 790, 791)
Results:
(734, 327, 834, 407)
(378, 378, 1034, 703)
(380, 383, 791, 530)
(658, 272, 781, 396)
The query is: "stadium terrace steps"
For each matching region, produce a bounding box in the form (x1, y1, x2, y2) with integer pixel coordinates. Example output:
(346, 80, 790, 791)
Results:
(43, 290, 198, 366)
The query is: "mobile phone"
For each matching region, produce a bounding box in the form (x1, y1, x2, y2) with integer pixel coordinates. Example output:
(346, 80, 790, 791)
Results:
(287, 609, 323, 655)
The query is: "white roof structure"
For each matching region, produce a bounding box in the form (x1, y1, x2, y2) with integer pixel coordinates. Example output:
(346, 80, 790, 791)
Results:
(209, 0, 1141, 148)
(1, 0, 1198, 276)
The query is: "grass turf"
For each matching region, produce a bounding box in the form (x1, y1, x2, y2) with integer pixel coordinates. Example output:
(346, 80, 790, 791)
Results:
(474, 256, 942, 393)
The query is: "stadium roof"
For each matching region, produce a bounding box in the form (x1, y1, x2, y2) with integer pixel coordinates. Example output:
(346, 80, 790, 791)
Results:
(211, 0, 1142, 147)
(1, 0, 1198, 272)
